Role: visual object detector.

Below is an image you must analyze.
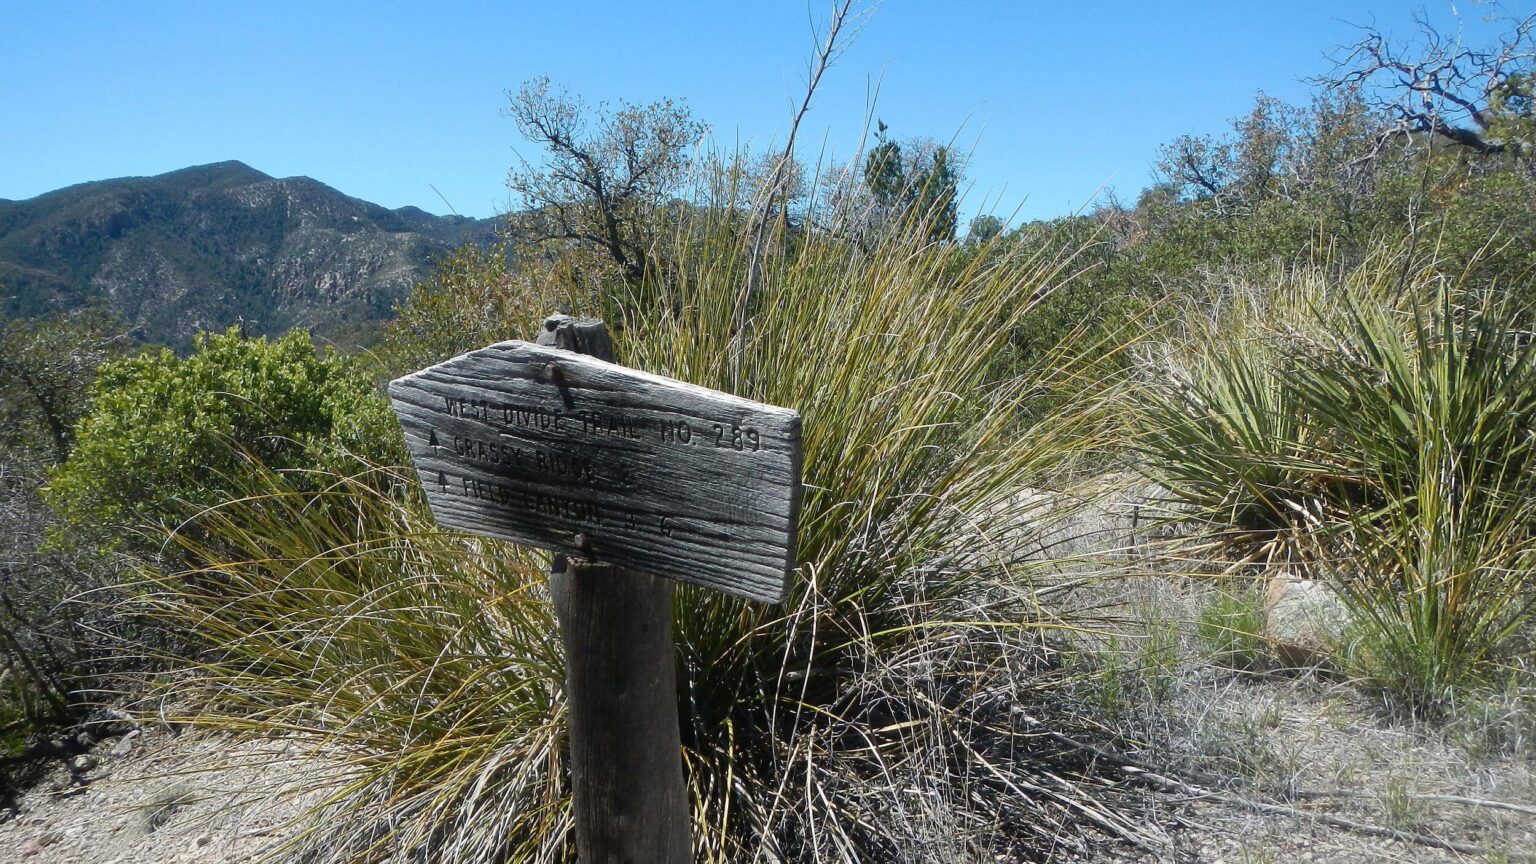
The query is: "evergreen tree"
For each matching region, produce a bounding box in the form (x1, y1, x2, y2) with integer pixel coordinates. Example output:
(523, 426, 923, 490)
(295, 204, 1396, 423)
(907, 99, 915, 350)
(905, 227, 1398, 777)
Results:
(862, 121, 959, 243)
(913, 145, 959, 243)
(863, 120, 906, 216)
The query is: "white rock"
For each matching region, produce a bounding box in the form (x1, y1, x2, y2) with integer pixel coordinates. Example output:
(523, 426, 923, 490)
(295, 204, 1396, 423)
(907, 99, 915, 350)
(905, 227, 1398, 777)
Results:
(110, 730, 140, 758)
(1263, 573, 1351, 667)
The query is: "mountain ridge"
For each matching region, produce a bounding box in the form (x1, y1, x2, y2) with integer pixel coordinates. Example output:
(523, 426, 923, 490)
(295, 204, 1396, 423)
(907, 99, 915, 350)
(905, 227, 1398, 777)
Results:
(0, 161, 502, 349)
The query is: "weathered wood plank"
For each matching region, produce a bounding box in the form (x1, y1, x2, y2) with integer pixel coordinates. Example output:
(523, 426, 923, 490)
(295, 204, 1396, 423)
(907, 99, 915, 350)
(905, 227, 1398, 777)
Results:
(387, 339, 803, 603)
(553, 560, 691, 863)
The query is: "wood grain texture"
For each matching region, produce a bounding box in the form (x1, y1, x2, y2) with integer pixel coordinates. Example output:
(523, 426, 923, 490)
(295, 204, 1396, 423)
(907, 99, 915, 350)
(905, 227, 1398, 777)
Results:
(552, 561, 691, 864)
(387, 338, 803, 603)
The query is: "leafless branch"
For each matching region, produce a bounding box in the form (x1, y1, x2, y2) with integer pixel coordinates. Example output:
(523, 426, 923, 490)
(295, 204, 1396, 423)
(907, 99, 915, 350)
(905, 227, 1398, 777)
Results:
(1321, 10, 1536, 158)
(505, 77, 706, 285)
(733, 0, 864, 386)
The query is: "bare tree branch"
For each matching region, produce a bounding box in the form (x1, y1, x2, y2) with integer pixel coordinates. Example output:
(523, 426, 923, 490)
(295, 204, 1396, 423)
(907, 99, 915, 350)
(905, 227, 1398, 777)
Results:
(1321, 10, 1536, 159)
(733, 0, 863, 386)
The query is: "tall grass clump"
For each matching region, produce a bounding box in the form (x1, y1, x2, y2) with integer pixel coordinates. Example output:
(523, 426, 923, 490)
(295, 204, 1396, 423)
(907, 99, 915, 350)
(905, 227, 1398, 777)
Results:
(136, 465, 569, 861)
(137, 167, 1151, 863)
(619, 180, 1139, 859)
(1134, 249, 1536, 711)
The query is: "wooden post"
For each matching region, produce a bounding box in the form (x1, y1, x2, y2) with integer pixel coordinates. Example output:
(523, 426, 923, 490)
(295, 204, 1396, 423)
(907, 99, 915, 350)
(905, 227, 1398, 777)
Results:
(539, 315, 691, 864)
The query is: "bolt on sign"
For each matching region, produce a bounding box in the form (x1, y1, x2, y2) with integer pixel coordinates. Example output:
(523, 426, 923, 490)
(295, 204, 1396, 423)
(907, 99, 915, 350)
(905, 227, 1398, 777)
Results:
(387, 339, 803, 603)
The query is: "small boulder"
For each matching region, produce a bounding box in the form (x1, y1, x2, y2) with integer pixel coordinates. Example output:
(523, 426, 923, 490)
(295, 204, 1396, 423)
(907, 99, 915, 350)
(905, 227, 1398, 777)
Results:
(85, 707, 140, 738)
(1263, 573, 1351, 667)
(110, 729, 140, 757)
(20, 831, 61, 857)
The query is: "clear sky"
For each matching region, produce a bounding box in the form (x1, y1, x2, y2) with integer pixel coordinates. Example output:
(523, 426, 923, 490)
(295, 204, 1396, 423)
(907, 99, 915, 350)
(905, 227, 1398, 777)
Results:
(0, 2, 1520, 227)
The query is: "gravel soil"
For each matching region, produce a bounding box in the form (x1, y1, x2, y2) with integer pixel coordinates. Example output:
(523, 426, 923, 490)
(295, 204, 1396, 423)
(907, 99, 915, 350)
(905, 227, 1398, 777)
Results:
(0, 730, 330, 864)
(3, 694, 1530, 864)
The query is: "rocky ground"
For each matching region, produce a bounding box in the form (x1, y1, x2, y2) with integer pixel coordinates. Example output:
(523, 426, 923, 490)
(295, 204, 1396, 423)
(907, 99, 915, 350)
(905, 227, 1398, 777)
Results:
(1002, 481, 1536, 863)
(1097, 673, 1536, 863)
(3, 657, 1523, 860)
(3, 660, 1534, 864)
(4, 693, 1530, 864)
(0, 729, 330, 864)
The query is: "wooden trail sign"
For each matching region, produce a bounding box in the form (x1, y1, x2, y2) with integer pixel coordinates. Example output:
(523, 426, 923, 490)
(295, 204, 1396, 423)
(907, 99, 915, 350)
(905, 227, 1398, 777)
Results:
(389, 315, 804, 863)
(387, 328, 803, 603)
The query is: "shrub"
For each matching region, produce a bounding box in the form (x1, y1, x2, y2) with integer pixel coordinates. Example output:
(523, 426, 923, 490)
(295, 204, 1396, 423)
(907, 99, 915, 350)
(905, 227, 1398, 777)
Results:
(0, 459, 115, 738)
(46, 327, 404, 536)
(0, 310, 131, 739)
(1128, 257, 1376, 559)
(134, 464, 568, 859)
(377, 242, 572, 380)
(0, 308, 125, 460)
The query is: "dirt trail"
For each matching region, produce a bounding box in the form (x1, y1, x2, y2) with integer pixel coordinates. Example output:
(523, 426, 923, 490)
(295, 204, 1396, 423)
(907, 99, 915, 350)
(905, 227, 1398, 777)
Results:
(0, 730, 330, 864)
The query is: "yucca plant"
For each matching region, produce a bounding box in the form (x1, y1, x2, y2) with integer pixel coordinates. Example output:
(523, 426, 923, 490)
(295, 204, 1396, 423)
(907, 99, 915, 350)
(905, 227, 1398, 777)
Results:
(1134, 250, 1536, 710)
(1291, 286, 1536, 710)
(137, 167, 1152, 863)
(1128, 258, 1385, 562)
(1134, 334, 1320, 550)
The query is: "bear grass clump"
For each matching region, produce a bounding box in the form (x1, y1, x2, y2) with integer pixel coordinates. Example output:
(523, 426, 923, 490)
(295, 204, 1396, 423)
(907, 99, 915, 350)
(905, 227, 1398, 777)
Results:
(135, 183, 1149, 862)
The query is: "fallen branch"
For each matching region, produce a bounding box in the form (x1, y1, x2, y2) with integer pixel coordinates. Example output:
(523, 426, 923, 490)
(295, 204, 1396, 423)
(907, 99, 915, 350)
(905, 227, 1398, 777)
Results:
(1124, 765, 1530, 861)
(1294, 788, 1536, 819)
(1015, 711, 1536, 861)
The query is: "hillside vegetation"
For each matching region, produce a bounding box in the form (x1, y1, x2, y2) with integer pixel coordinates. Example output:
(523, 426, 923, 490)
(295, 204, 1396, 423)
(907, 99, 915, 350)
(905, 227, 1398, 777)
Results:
(1, 7, 1534, 863)
(0, 161, 499, 350)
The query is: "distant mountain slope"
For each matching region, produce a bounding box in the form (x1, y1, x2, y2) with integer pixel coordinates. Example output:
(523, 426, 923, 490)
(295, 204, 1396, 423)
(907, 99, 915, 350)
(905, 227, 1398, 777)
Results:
(0, 161, 502, 349)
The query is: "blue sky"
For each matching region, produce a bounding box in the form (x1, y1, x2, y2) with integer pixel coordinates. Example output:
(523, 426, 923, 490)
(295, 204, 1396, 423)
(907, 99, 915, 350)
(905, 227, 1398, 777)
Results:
(0, 2, 1519, 226)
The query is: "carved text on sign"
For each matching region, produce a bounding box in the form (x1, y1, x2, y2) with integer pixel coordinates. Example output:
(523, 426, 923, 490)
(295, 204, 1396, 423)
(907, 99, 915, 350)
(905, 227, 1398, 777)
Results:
(388, 341, 802, 603)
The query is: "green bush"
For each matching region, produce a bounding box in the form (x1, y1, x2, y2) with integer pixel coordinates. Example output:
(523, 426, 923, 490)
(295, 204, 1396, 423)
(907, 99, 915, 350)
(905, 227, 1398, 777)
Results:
(1432, 167, 1536, 303)
(46, 326, 403, 534)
